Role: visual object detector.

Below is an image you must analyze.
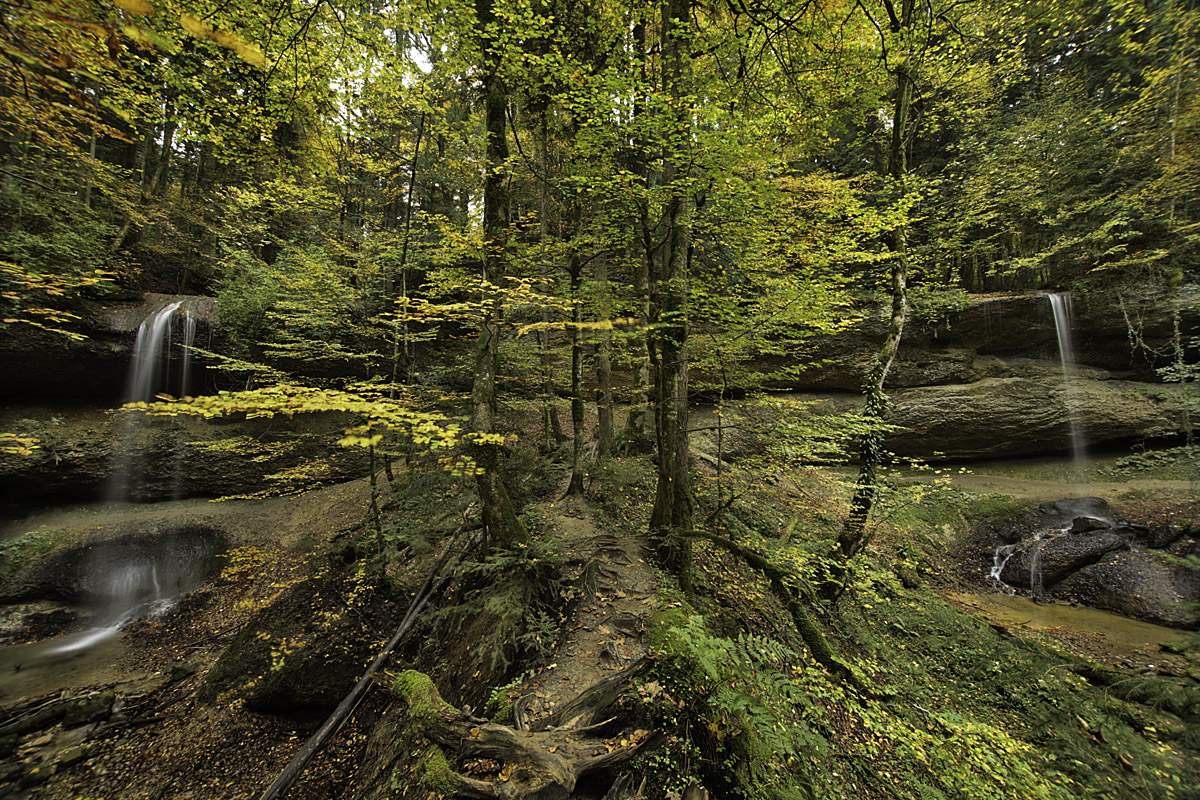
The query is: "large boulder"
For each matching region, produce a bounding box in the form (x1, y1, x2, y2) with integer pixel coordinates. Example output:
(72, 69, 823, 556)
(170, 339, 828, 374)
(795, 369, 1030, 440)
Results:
(199, 562, 399, 718)
(997, 531, 1128, 589)
(1052, 550, 1200, 629)
(884, 377, 1188, 460)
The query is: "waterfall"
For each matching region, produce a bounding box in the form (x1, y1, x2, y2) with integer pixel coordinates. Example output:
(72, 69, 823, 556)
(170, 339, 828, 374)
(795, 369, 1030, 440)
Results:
(990, 542, 1019, 587)
(991, 526, 1070, 599)
(1028, 539, 1045, 600)
(105, 299, 199, 503)
(1048, 293, 1087, 479)
(47, 530, 222, 657)
(125, 301, 184, 404)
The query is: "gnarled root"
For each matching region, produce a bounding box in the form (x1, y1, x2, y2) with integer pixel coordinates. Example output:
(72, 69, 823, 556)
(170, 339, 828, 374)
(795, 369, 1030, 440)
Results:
(393, 664, 663, 800)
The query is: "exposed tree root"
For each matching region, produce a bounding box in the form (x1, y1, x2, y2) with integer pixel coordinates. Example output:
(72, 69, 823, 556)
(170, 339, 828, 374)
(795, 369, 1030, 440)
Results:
(393, 664, 663, 800)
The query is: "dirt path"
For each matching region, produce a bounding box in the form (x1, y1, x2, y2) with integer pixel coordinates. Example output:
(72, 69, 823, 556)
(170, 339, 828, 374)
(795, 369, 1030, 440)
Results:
(516, 494, 659, 727)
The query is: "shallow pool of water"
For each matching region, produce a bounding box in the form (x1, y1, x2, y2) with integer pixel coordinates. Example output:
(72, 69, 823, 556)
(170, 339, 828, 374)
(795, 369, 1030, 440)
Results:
(947, 591, 1192, 667)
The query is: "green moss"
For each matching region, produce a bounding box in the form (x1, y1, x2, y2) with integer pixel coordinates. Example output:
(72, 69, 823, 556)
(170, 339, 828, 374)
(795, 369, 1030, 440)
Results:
(413, 746, 457, 795)
(0, 528, 63, 577)
(391, 670, 451, 726)
(1099, 446, 1200, 481)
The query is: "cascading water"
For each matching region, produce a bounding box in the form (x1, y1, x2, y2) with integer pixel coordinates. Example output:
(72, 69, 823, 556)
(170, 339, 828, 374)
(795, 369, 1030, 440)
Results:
(1048, 293, 1087, 481)
(105, 299, 199, 503)
(990, 543, 1020, 585)
(1028, 539, 1046, 600)
(41, 529, 223, 657)
(990, 526, 1070, 597)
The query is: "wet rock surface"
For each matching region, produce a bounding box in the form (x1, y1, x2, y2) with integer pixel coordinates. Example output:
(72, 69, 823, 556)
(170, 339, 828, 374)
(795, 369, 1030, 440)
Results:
(988, 498, 1200, 629)
(997, 531, 1128, 589)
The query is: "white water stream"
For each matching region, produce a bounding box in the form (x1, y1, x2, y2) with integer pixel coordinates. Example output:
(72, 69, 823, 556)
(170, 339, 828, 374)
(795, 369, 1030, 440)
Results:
(105, 299, 199, 503)
(1047, 293, 1087, 482)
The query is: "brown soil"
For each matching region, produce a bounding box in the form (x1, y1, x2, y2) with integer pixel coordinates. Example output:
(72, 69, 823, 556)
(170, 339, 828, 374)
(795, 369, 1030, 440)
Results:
(509, 494, 659, 725)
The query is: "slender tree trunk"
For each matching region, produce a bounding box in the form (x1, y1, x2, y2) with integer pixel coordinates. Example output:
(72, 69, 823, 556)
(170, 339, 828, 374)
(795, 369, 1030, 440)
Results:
(83, 134, 96, 208)
(595, 256, 614, 456)
(152, 118, 176, 196)
(471, 0, 527, 551)
(538, 116, 566, 452)
(649, 0, 693, 588)
(622, 18, 654, 446)
(392, 111, 425, 389)
(835, 0, 915, 580)
(566, 252, 586, 495)
(111, 126, 152, 250)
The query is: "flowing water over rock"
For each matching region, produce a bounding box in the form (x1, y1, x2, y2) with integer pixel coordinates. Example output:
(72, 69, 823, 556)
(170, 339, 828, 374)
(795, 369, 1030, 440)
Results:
(1048, 293, 1087, 480)
(105, 297, 205, 503)
(987, 497, 1199, 628)
(0, 527, 224, 694)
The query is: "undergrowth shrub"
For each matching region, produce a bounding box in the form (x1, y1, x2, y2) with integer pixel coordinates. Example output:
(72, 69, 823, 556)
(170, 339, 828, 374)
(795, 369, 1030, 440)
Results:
(422, 536, 566, 705)
(649, 614, 827, 800)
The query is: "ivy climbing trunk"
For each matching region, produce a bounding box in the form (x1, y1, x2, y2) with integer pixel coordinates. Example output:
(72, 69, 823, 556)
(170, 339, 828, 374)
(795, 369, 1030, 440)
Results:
(649, 0, 693, 588)
(837, 0, 915, 573)
(470, 0, 527, 551)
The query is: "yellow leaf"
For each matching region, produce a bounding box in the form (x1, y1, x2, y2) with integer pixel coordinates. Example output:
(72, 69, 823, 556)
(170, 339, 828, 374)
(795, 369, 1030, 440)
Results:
(115, 0, 156, 14)
(178, 13, 267, 68)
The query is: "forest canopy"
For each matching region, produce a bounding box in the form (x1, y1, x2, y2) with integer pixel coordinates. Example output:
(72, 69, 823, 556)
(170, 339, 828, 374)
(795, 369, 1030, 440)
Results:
(1, 0, 1196, 507)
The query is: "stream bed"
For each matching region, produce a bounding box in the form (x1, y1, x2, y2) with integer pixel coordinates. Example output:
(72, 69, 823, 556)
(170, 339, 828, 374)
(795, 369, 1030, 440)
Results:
(946, 590, 1192, 669)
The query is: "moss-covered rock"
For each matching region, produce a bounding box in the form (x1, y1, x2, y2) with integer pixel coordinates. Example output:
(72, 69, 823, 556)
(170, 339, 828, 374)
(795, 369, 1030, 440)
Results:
(1053, 549, 1200, 629)
(200, 560, 399, 718)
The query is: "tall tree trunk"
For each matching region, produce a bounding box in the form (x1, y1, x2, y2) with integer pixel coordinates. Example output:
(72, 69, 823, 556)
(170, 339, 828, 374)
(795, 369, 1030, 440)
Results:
(595, 256, 614, 456)
(622, 18, 653, 447)
(111, 125, 152, 250)
(471, 0, 527, 551)
(83, 133, 96, 208)
(566, 251, 586, 495)
(836, 0, 915, 578)
(152, 118, 176, 196)
(392, 111, 425, 389)
(539, 115, 566, 452)
(649, 0, 693, 588)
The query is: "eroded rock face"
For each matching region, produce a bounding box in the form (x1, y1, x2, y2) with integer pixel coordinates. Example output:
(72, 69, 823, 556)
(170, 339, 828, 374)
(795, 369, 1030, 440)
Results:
(997, 531, 1128, 589)
(757, 286, 1197, 391)
(884, 378, 1188, 460)
(0, 294, 220, 403)
(0, 407, 370, 510)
